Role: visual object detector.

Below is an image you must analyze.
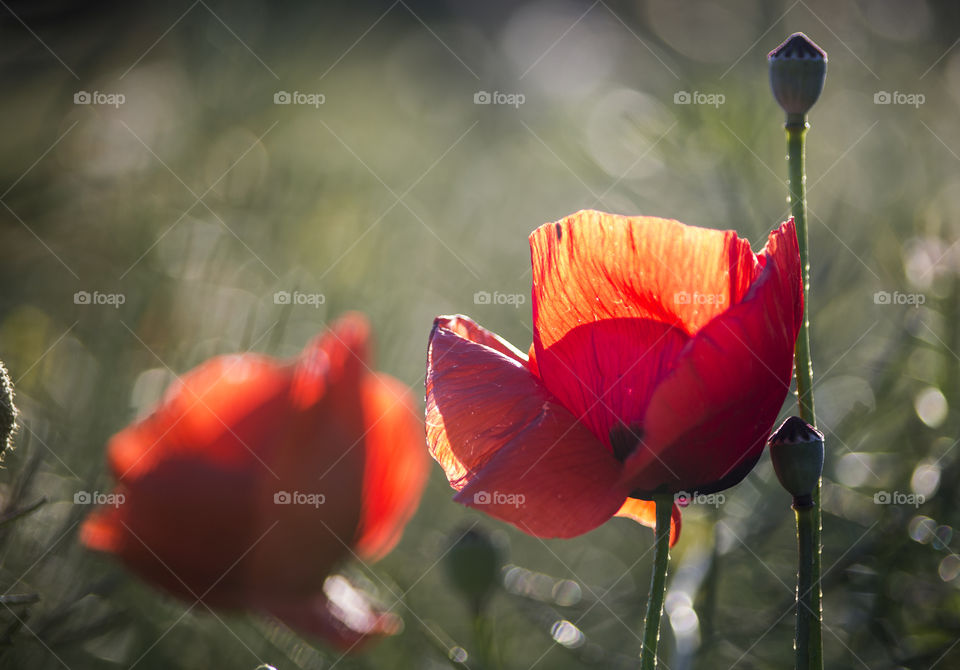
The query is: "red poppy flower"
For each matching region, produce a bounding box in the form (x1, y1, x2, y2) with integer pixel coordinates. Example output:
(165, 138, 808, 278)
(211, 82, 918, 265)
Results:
(81, 313, 427, 651)
(426, 210, 802, 544)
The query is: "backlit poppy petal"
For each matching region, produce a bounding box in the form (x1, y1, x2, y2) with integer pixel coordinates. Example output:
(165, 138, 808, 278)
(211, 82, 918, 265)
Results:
(529, 210, 759, 447)
(426, 316, 532, 489)
(434, 314, 528, 365)
(530, 210, 759, 342)
(250, 316, 371, 597)
(108, 353, 290, 481)
(83, 313, 424, 644)
(614, 498, 682, 547)
(531, 317, 689, 450)
(623, 219, 802, 494)
(427, 318, 629, 538)
(353, 373, 428, 560)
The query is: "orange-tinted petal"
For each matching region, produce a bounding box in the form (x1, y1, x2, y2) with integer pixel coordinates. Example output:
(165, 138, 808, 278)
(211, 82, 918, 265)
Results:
(427, 317, 629, 538)
(84, 314, 377, 608)
(614, 498, 682, 547)
(353, 373, 428, 561)
(529, 211, 759, 447)
(108, 353, 290, 482)
(624, 219, 803, 494)
(530, 210, 759, 343)
(249, 315, 371, 597)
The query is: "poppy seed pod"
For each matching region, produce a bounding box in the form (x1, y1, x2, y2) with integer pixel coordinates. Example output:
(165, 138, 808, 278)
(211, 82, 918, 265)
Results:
(768, 32, 827, 117)
(444, 527, 503, 614)
(768, 416, 824, 505)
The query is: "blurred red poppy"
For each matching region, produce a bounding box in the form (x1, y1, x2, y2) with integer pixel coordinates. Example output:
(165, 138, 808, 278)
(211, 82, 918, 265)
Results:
(81, 313, 427, 651)
(426, 210, 803, 544)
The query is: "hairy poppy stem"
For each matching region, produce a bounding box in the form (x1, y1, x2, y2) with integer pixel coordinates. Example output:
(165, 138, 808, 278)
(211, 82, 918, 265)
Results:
(794, 498, 816, 669)
(640, 494, 672, 670)
(786, 115, 823, 670)
(769, 31, 826, 670)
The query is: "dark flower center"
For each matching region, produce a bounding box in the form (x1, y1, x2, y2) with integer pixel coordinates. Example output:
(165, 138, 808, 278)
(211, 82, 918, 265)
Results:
(609, 422, 644, 463)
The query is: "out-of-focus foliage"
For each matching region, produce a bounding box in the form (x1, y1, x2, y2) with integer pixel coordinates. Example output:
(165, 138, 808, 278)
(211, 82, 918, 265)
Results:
(0, 0, 958, 668)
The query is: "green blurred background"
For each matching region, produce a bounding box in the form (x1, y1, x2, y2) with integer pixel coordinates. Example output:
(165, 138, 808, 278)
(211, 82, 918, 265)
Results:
(1, 0, 959, 667)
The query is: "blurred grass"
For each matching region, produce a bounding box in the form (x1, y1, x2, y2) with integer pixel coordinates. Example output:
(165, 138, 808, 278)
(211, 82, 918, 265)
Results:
(1, 0, 960, 668)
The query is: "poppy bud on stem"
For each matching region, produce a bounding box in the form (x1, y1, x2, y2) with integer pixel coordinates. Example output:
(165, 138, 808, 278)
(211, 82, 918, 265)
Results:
(445, 527, 504, 668)
(639, 493, 673, 670)
(769, 32, 826, 670)
(769, 417, 824, 670)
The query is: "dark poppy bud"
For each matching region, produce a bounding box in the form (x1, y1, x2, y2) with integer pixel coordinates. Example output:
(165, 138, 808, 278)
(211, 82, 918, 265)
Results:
(768, 33, 827, 117)
(0, 361, 16, 459)
(768, 416, 824, 505)
(444, 526, 504, 613)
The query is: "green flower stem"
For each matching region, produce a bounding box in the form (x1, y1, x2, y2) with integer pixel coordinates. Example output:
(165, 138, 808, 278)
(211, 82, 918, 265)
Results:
(786, 113, 823, 670)
(787, 115, 815, 424)
(794, 500, 816, 670)
(640, 494, 673, 670)
(472, 612, 498, 669)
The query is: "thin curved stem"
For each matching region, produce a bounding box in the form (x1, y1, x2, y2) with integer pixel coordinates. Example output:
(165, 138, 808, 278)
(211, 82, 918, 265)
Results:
(786, 114, 822, 670)
(640, 494, 673, 670)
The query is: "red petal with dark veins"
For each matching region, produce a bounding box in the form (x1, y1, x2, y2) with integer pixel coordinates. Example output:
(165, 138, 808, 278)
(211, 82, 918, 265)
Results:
(531, 317, 689, 449)
(529, 210, 758, 448)
(623, 219, 803, 494)
(427, 316, 629, 538)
